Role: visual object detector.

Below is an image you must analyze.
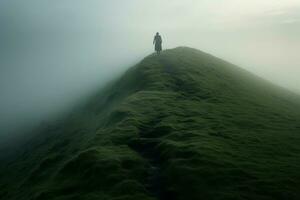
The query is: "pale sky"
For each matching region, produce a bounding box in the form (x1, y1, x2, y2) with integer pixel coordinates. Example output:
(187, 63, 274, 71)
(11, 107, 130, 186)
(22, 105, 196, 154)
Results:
(0, 0, 299, 137)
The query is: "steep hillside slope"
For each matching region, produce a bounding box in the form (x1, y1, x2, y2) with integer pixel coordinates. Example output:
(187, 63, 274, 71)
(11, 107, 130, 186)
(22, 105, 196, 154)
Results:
(1, 47, 300, 200)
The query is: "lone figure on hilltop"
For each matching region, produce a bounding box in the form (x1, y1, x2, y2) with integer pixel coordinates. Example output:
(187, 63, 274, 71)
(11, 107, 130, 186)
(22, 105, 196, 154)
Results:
(153, 32, 162, 54)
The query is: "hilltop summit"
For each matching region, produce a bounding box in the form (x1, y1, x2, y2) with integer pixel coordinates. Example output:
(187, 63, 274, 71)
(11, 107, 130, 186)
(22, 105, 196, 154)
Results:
(1, 47, 300, 200)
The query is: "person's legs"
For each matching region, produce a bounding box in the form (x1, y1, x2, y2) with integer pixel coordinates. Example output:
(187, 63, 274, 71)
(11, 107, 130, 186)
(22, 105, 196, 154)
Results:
(155, 43, 162, 55)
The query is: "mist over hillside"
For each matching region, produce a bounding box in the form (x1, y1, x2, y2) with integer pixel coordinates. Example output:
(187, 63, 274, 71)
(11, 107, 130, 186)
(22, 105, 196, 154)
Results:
(1, 0, 300, 142)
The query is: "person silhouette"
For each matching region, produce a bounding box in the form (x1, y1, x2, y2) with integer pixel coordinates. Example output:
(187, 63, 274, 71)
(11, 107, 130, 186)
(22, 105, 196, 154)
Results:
(153, 32, 162, 54)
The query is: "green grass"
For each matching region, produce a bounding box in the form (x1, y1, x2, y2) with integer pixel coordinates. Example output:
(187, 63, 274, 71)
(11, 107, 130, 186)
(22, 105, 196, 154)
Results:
(1, 47, 300, 200)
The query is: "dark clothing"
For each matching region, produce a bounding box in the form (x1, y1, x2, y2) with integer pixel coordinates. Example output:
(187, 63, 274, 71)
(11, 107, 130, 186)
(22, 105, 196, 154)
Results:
(153, 35, 162, 52)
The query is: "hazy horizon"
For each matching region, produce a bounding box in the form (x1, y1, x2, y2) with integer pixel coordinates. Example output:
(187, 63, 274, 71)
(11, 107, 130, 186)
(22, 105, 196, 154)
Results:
(1, 0, 300, 138)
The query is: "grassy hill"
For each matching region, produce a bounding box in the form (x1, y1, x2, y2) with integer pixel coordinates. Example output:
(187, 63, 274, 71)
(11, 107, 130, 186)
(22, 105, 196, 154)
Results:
(1, 47, 300, 200)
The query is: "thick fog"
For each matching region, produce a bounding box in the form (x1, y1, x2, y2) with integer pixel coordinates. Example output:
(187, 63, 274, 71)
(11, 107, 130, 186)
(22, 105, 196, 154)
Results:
(1, 0, 300, 139)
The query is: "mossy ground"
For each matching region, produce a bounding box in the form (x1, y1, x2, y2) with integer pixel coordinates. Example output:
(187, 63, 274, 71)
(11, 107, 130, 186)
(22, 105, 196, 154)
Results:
(1, 47, 300, 200)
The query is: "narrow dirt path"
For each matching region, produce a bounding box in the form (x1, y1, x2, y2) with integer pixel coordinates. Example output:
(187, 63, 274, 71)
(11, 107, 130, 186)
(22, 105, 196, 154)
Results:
(129, 137, 163, 199)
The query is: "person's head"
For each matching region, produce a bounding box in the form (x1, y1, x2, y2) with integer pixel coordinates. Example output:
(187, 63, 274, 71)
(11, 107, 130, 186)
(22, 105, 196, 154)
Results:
(156, 32, 159, 35)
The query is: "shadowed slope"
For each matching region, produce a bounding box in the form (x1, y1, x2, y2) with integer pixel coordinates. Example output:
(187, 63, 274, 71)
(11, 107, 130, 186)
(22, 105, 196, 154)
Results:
(1, 47, 300, 200)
